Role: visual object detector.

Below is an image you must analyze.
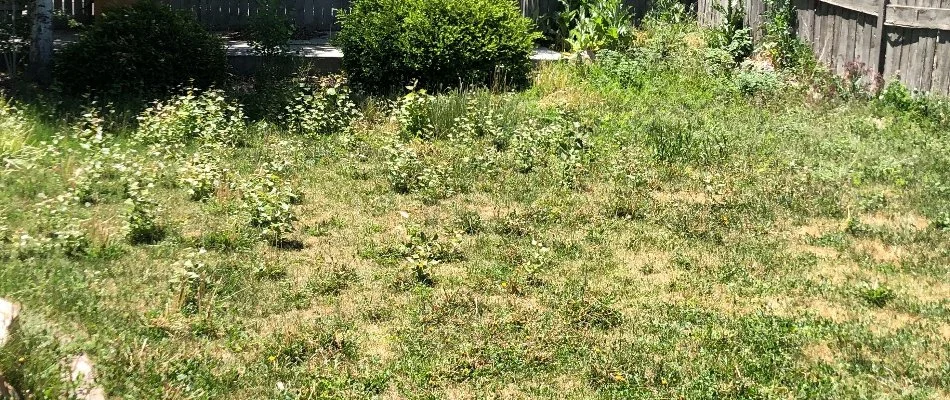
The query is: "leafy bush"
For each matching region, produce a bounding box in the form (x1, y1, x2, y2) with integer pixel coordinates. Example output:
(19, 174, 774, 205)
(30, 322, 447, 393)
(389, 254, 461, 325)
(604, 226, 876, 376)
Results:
(179, 148, 226, 201)
(240, 163, 299, 242)
(733, 60, 783, 96)
(170, 248, 211, 314)
(384, 142, 422, 195)
(125, 170, 165, 244)
(860, 283, 895, 308)
(934, 211, 950, 231)
(591, 50, 643, 88)
(136, 89, 246, 153)
(54, 1, 227, 98)
(335, 0, 538, 93)
(392, 88, 435, 140)
(247, 0, 294, 56)
(0, 13, 30, 74)
(509, 115, 591, 184)
(645, 0, 689, 24)
(761, 0, 814, 71)
(559, 0, 635, 52)
(284, 75, 361, 137)
(709, 0, 752, 63)
(393, 224, 463, 287)
(876, 81, 950, 127)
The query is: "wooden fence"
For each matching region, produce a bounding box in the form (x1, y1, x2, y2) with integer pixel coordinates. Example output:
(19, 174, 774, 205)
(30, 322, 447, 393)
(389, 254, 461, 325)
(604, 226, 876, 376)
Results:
(698, 0, 950, 94)
(37, 0, 650, 32)
(162, 0, 569, 32)
(53, 0, 93, 18)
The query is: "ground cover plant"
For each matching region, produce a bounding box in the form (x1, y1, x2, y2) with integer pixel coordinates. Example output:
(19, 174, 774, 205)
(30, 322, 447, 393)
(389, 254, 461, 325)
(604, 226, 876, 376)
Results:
(1, 16, 949, 399)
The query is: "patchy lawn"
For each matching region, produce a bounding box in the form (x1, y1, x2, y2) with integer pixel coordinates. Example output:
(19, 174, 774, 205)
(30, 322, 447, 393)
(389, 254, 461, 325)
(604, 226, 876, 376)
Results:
(1, 23, 949, 399)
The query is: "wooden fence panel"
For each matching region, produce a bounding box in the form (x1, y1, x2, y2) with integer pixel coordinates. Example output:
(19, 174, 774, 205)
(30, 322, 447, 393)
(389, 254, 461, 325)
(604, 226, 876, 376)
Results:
(698, 0, 950, 95)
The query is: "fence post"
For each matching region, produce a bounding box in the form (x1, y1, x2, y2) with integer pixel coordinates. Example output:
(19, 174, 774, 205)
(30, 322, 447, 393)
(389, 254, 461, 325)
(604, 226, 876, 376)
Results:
(873, 0, 888, 75)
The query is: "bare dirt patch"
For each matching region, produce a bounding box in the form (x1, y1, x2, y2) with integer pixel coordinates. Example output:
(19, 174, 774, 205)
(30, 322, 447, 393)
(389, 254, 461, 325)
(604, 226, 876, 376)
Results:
(795, 218, 840, 238)
(802, 341, 837, 364)
(859, 212, 929, 232)
(853, 238, 904, 263)
(788, 243, 839, 259)
(651, 190, 712, 205)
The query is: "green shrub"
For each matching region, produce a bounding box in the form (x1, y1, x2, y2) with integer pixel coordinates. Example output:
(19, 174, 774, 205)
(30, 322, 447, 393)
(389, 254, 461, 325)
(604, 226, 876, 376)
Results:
(179, 148, 226, 201)
(733, 61, 783, 96)
(335, 0, 539, 93)
(392, 88, 436, 140)
(136, 88, 246, 153)
(860, 283, 895, 308)
(284, 75, 361, 137)
(591, 50, 643, 88)
(54, 1, 227, 99)
(761, 0, 814, 71)
(125, 170, 165, 244)
(247, 0, 294, 57)
(876, 81, 950, 127)
(710, 0, 752, 63)
(241, 167, 299, 242)
(559, 0, 635, 52)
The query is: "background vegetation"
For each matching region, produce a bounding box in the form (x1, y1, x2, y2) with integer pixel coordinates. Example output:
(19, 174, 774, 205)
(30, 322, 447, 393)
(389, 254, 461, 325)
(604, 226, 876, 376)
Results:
(53, 1, 228, 99)
(335, 0, 538, 93)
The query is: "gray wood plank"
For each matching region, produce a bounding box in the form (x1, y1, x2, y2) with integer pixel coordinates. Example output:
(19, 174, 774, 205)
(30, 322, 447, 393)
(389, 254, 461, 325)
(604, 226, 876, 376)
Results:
(858, 11, 874, 66)
(897, 27, 918, 88)
(917, 0, 942, 91)
(933, 31, 950, 95)
(886, 4, 950, 30)
(823, 5, 839, 67)
(819, 0, 878, 15)
(813, 2, 826, 58)
(851, 12, 870, 67)
(883, 26, 903, 79)
(918, 29, 938, 92)
(795, 0, 817, 43)
(837, 9, 857, 75)
(832, 10, 845, 73)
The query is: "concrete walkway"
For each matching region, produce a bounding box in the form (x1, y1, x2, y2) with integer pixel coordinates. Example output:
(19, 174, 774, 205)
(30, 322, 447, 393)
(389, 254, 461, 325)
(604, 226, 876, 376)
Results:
(225, 36, 563, 74)
(52, 32, 564, 74)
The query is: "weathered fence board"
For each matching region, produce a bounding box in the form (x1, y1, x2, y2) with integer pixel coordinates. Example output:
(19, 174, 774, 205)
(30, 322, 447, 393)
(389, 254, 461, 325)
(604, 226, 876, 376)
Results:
(934, 30, 950, 94)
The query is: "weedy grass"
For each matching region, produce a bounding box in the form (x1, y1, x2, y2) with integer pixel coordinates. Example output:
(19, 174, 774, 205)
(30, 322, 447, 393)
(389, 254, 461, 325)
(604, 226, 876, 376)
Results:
(1, 21, 949, 399)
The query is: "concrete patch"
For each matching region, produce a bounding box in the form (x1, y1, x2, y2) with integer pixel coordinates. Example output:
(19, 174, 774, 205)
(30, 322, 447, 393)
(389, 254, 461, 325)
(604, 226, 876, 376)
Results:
(1, 298, 21, 400)
(0, 298, 19, 348)
(68, 354, 107, 400)
(223, 37, 562, 75)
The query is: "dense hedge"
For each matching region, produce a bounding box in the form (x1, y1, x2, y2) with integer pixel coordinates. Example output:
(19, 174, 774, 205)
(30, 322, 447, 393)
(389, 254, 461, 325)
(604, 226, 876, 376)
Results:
(335, 0, 539, 94)
(54, 1, 227, 99)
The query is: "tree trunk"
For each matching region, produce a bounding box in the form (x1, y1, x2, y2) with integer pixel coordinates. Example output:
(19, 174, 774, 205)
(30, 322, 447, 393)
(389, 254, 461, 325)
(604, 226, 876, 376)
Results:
(28, 0, 53, 86)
